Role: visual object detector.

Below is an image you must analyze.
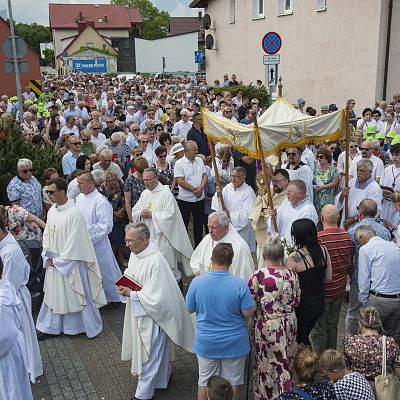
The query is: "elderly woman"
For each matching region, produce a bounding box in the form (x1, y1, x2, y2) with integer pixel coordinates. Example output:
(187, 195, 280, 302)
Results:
(313, 148, 339, 215)
(213, 147, 234, 189)
(99, 171, 127, 266)
(124, 157, 148, 223)
(154, 145, 173, 186)
(79, 129, 96, 156)
(342, 306, 400, 387)
(288, 219, 332, 345)
(20, 112, 38, 135)
(277, 345, 336, 399)
(6, 158, 43, 218)
(248, 233, 300, 400)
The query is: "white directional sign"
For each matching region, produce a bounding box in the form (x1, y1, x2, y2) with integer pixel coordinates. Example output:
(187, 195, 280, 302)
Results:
(267, 64, 277, 86)
(263, 54, 280, 65)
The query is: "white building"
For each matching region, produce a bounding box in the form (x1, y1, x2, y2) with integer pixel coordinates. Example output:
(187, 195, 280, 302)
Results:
(190, 0, 400, 113)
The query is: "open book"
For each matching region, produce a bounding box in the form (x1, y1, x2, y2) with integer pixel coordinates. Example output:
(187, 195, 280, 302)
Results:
(115, 275, 142, 291)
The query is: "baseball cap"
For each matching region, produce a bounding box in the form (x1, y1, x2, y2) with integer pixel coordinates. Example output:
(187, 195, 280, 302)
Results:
(297, 98, 305, 105)
(329, 103, 338, 111)
(365, 125, 376, 135)
(391, 135, 400, 145)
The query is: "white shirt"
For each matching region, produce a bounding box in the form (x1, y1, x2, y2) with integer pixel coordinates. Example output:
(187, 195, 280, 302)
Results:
(172, 120, 193, 140)
(301, 147, 316, 172)
(282, 163, 314, 201)
(174, 156, 206, 202)
(59, 125, 79, 138)
(90, 133, 107, 147)
(349, 154, 384, 180)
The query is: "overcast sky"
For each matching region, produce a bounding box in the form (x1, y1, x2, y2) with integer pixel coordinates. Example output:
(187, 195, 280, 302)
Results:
(0, 0, 199, 26)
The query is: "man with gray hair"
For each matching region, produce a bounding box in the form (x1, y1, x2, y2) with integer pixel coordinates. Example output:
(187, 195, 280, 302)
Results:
(132, 167, 193, 288)
(355, 224, 400, 336)
(120, 222, 194, 400)
(337, 158, 382, 229)
(349, 139, 384, 181)
(92, 148, 123, 180)
(345, 199, 391, 335)
(105, 131, 126, 168)
(211, 166, 257, 251)
(190, 211, 255, 282)
(7, 158, 43, 217)
(268, 179, 318, 245)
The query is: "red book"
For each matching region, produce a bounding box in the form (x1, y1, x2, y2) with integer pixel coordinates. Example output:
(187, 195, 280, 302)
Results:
(115, 275, 143, 291)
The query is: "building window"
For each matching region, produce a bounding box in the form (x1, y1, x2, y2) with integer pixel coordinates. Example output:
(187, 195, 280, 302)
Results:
(278, 0, 293, 15)
(316, 0, 327, 11)
(229, 0, 235, 23)
(252, 0, 264, 19)
(86, 42, 94, 48)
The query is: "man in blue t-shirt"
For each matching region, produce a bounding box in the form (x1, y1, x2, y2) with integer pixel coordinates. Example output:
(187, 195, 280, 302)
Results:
(186, 243, 255, 400)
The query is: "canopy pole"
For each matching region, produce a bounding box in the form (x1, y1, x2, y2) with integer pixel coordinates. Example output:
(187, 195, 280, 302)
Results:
(344, 105, 350, 220)
(277, 151, 282, 169)
(278, 76, 283, 97)
(208, 138, 226, 210)
(252, 111, 278, 233)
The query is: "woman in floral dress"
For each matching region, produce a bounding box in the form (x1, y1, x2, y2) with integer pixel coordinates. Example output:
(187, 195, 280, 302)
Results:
(248, 233, 300, 400)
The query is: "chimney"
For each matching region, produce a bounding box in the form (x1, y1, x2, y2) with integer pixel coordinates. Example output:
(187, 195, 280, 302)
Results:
(78, 22, 86, 33)
(198, 11, 202, 19)
(78, 11, 83, 21)
(104, 15, 108, 22)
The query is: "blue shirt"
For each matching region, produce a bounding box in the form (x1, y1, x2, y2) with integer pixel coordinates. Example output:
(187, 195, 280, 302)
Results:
(6, 175, 43, 217)
(186, 270, 254, 358)
(62, 150, 82, 175)
(358, 236, 400, 304)
(348, 218, 391, 283)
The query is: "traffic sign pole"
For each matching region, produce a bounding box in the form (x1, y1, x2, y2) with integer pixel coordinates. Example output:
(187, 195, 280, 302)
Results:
(7, 0, 23, 123)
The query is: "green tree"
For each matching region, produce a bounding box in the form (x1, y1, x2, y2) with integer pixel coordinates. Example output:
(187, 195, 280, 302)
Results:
(0, 124, 61, 205)
(14, 22, 52, 55)
(111, 0, 169, 39)
(43, 48, 55, 67)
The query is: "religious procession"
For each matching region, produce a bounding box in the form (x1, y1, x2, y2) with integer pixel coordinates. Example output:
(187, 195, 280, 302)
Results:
(1, 70, 400, 400)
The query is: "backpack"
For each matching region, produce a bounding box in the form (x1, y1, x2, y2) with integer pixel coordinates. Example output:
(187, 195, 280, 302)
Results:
(17, 239, 45, 294)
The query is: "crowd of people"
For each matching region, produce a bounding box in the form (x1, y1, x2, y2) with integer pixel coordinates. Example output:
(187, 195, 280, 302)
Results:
(1, 71, 400, 400)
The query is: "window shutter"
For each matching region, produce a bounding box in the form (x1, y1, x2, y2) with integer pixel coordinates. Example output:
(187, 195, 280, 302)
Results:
(229, 0, 235, 23)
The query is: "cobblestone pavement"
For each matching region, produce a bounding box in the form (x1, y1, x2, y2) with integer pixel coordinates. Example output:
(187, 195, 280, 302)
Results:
(32, 296, 348, 400)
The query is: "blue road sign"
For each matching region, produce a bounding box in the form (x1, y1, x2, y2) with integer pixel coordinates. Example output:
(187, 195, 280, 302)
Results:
(72, 58, 107, 73)
(262, 32, 282, 55)
(194, 50, 204, 64)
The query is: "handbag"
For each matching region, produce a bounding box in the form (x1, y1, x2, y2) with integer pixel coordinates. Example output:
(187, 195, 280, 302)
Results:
(375, 335, 400, 400)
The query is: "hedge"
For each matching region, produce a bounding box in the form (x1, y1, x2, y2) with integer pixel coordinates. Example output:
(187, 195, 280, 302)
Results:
(214, 85, 270, 109)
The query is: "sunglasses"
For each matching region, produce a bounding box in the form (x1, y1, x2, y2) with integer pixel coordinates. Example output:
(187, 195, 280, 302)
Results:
(349, 145, 356, 148)
(22, 169, 33, 173)
(141, 140, 148, 143)
(45, 189, 61, 194)
(133, 128, 140, 132)
(286, 152, 297, 156)
(71, 142, 81, 145)
(82, 138, 89, 142)
(134, 152, 143, 156)
(317, 155, 325, 159)
(360, 148, 371, 151)
(106, 121, 114, 124)
(92, 127, 100, 130)
(156, 128, 163, 131)
(158, 154, 167, 158)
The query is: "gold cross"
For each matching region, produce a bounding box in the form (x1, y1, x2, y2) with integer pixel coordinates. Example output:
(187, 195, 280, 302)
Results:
(147, 202, 152, 211)
(50, 225, 57, 242)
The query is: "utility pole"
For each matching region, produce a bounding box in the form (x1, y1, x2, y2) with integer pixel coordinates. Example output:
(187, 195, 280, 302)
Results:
(7, 0, 23, 123)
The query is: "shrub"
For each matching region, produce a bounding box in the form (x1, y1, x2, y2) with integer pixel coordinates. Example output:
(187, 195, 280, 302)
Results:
(0, 124, 62, 204)
(214, 85, 270, 109)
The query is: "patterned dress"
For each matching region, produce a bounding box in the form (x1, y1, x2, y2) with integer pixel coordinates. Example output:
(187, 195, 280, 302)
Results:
(313, 165, 339, 215)
(249, 266, 301, 400)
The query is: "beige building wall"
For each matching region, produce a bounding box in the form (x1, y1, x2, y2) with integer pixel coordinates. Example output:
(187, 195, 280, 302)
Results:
(203, 0, 399, 114)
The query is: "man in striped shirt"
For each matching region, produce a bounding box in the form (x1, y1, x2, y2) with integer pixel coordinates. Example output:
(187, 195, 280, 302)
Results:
(311, 205, 354, 354)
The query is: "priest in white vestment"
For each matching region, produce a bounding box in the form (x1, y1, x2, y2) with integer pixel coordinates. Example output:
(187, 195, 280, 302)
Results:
(191, 211, 255, 282)
(250, 169, 290, 267)
(76, 171, 122, 305)
(379, 150, 400, 226)
(268, 179, 318, 245)
(132, 168, 193, 286)
(0, 225, 42, 383)
(282, 147, 314, 201)
(211, 166, 257, 252)
(36, 177, 106, 339)
(336, 159, 383, 228)
(119, 223, 194, 400)
(0, 277, 33, 400)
